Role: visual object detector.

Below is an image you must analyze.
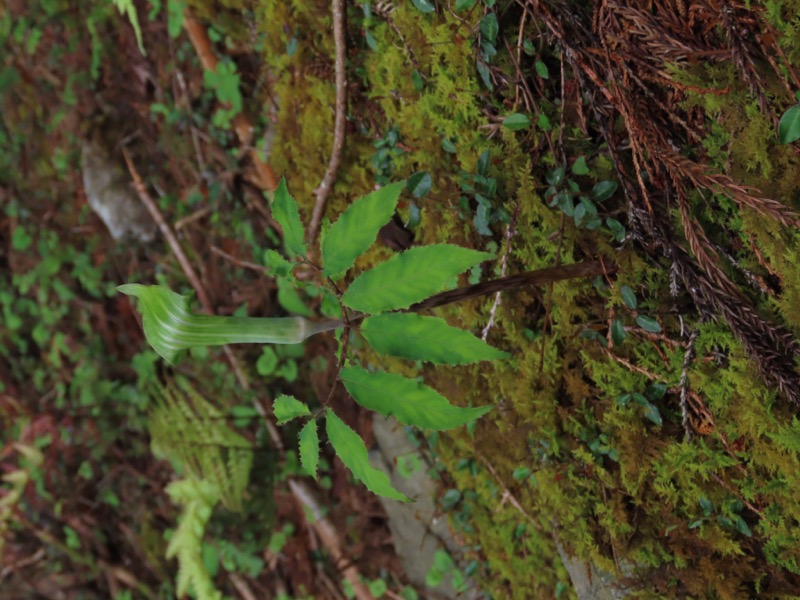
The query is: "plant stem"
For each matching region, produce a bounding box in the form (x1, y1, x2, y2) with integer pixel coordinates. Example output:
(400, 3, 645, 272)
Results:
(409, 258, 616, 312)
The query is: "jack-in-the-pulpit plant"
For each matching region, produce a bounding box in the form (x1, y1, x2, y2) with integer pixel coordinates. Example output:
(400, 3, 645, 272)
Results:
(121, 179, 507, 501)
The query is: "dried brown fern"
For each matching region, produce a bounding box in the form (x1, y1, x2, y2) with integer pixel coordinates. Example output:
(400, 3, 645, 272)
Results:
(525, 0, 800, 406)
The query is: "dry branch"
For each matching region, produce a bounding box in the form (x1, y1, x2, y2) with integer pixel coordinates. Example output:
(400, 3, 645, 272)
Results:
(411, 259, 616, 312)
(309, 0, 348, 243)
(527, 0, 800, 408)
(122, 149, 213, 311)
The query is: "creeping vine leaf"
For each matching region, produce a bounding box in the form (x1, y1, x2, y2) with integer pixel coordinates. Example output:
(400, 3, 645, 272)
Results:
(340, 366, 492, 430)
(620, 285, 638, 309)
(361, 313, 508, 364)
(325, 409, 410, 502)
(502, 113, 531, 131)
(341, 245, 494, 313)
(636, 315, 662, 333)
(322, 181, 404, 277)
(778, 105, 800, 144)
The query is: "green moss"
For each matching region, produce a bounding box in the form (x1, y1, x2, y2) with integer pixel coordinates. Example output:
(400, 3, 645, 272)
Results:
(255, 1, 800, 596)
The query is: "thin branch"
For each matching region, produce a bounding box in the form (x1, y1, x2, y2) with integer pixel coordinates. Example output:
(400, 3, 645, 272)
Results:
(289, 480, 375, 600)
(475, 452, 541, 531)
(481, 217, 517, 341)
(680, 330, 698, 441)
(210, 245, 271, 275)
(599, 345, 662, 382)
(410, 259, 616, 312)
(309, 0, 347, 243)
(122, 149, 213, 311)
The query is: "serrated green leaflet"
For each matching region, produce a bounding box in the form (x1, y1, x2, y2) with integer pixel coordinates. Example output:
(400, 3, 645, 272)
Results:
(643, 403, 662, 427)
(322, 181, 404, 277)
(592, 180, 618, 202)
(325, 409, 410, 502)
(298, 420, 319, 479)
(361, 313, 508, 364)
(340, 366, 492, 430)
(271, 178, 307, 258)
(263, 249, 294, 277)
(118, 285, 342, 363)
(341, 245, 494, 313)
(273, 394, 311, 425)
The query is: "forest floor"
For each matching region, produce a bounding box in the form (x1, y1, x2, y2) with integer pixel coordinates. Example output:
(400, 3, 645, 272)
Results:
(4, 1, 800, 599)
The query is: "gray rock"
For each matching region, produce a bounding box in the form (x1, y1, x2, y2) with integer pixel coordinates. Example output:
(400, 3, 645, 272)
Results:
(80, 140, 156, 242)
(555, 538, 633, 599)
(370, 415, 482, 599)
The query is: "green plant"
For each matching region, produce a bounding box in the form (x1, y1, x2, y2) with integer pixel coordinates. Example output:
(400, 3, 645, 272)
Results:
(111, 0, 145, 54)
(544, 163, 621, 238)
(122, 179, 509, 501)
(778, 91, 800, 144)
(457, 149, 510, 236)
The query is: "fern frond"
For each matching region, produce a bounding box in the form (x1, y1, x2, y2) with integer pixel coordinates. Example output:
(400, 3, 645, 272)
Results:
(166, 478, 222, 600)
(149, 376, 253, 512)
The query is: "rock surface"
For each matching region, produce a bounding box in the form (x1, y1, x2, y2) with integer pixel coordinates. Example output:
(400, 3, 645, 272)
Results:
(370, 415, 482, 599)
(80, 140, 156, 243)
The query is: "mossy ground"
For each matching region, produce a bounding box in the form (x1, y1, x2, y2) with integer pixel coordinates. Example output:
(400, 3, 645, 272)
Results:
(5, 0, 800, 598)
(258, 1, 800, 597)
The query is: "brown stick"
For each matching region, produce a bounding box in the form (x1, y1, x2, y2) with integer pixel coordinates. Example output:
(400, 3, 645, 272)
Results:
(410, 259, 616, 312)
(183, 12, 278, 192)
(309, 0, 347, 243)
(289, 480, 375, 600)
(122, 149, 214, 311)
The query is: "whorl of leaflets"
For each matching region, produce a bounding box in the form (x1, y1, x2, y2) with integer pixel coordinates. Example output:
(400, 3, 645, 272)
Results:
(123, 180, 508, 501)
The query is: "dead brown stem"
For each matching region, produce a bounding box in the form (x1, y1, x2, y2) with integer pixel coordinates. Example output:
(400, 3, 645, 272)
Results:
(309, 0, 347, 243)
(122, 149, 213, 312)
(410, 259, 616, 312)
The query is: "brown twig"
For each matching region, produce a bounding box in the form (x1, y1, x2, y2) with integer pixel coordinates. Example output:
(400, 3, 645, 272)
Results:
(289, 480, 375, 600)
(210, 245, 271, 275)
(309, 0, 347, 243)
(476, 452, 542, 531)
(410, 259, 616, 312)
(122, 149, 213, 311)
(228, 573, 258, 600)
(680, 330, 698, 441)
(481, 214, 517, 340)
(599, 345, 662, 382)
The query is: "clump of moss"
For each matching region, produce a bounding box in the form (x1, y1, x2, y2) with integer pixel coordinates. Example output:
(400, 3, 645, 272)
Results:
(256, 0, 800, 596)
